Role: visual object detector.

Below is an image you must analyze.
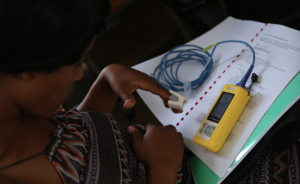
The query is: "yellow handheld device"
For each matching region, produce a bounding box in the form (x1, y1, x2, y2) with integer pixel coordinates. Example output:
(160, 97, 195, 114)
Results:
(193, 84, 250, 152)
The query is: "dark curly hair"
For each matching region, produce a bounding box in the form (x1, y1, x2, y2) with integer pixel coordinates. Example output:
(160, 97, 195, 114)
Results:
(0, 0, 110, 73)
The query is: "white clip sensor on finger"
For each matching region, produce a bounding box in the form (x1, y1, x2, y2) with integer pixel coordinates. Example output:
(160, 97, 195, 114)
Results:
(168, 90, 188, 110)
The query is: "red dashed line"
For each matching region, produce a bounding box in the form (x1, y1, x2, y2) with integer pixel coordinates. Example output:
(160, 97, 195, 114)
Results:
(175, 25, 267, 125)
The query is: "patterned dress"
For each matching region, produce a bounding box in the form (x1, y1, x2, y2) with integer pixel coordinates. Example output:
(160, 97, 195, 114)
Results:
(239, 140, 300, 184)
(45, 106, 195, 184)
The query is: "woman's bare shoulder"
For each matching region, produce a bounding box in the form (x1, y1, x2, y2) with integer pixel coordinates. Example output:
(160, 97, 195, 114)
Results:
(0, 155, 62, 184)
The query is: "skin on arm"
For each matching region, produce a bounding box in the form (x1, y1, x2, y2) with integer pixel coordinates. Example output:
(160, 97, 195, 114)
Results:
(78, 64, 183, 114)
(77, 67, 119, 113)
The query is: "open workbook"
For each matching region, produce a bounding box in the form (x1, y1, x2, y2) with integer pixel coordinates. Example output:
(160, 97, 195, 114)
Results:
(133, 17, 300, 180)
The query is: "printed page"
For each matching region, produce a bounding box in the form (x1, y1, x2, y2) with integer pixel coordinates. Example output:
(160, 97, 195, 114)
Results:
(133, 17, 300, 177)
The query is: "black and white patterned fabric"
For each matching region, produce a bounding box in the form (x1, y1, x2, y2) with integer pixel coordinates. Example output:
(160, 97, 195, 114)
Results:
(46, 107, 195, 184)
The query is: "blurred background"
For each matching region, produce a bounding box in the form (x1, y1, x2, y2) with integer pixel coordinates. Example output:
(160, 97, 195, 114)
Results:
(65, 0, 300, 128)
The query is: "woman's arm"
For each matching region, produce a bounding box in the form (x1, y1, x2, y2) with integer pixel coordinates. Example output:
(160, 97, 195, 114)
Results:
(78, 64, 181, 114)
(77, 65, 118, 113)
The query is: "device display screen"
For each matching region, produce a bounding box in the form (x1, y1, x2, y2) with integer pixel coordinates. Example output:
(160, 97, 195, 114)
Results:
(208, 92, 234, 123)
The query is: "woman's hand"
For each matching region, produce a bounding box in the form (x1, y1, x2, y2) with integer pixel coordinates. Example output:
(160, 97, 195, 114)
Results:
(78, 64, 182, 114)
(128, 124, 184, 184)
(103, 64, 182, 113)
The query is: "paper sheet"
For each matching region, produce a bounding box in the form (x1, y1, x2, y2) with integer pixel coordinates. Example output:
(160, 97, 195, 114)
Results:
(133, 17, 300, 177)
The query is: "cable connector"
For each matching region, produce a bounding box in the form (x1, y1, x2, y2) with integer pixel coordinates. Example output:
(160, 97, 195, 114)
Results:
(251, 73, 258, 83)
(182, 82, 192, 98)
(248, 73, 258, 95)
(236, 65, 254, 89)
(168, 90, 188, 110)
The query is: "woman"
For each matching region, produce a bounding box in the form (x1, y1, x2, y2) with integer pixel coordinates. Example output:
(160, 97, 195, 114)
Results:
(0, 0, 195, 183)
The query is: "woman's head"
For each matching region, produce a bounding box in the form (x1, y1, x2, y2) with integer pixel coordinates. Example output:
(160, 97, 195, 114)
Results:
(0, 0, 110, 73)
(0, 0, 110, 118)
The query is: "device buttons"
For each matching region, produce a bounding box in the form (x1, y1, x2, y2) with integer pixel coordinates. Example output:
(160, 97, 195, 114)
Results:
(207, 125, 216, 137)
(197, 120, 218, 140)
(204, 125, 211, 134)
(210, 125, 216, 131)
(200, 127, 204, 134)
(200, 122, 208, 134)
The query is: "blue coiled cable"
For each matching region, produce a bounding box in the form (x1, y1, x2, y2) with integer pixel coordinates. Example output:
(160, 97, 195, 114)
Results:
(150, 40, 255, 92)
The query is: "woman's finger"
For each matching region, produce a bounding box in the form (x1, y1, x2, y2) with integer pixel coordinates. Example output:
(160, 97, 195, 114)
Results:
(138, 76, 185, 113)
(165, 124, 177, 133)
(114, 85, 136, 109)
(162, 99, 169, 108)
(171, 108, 183, 114)
(137, 78, 171, 102)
